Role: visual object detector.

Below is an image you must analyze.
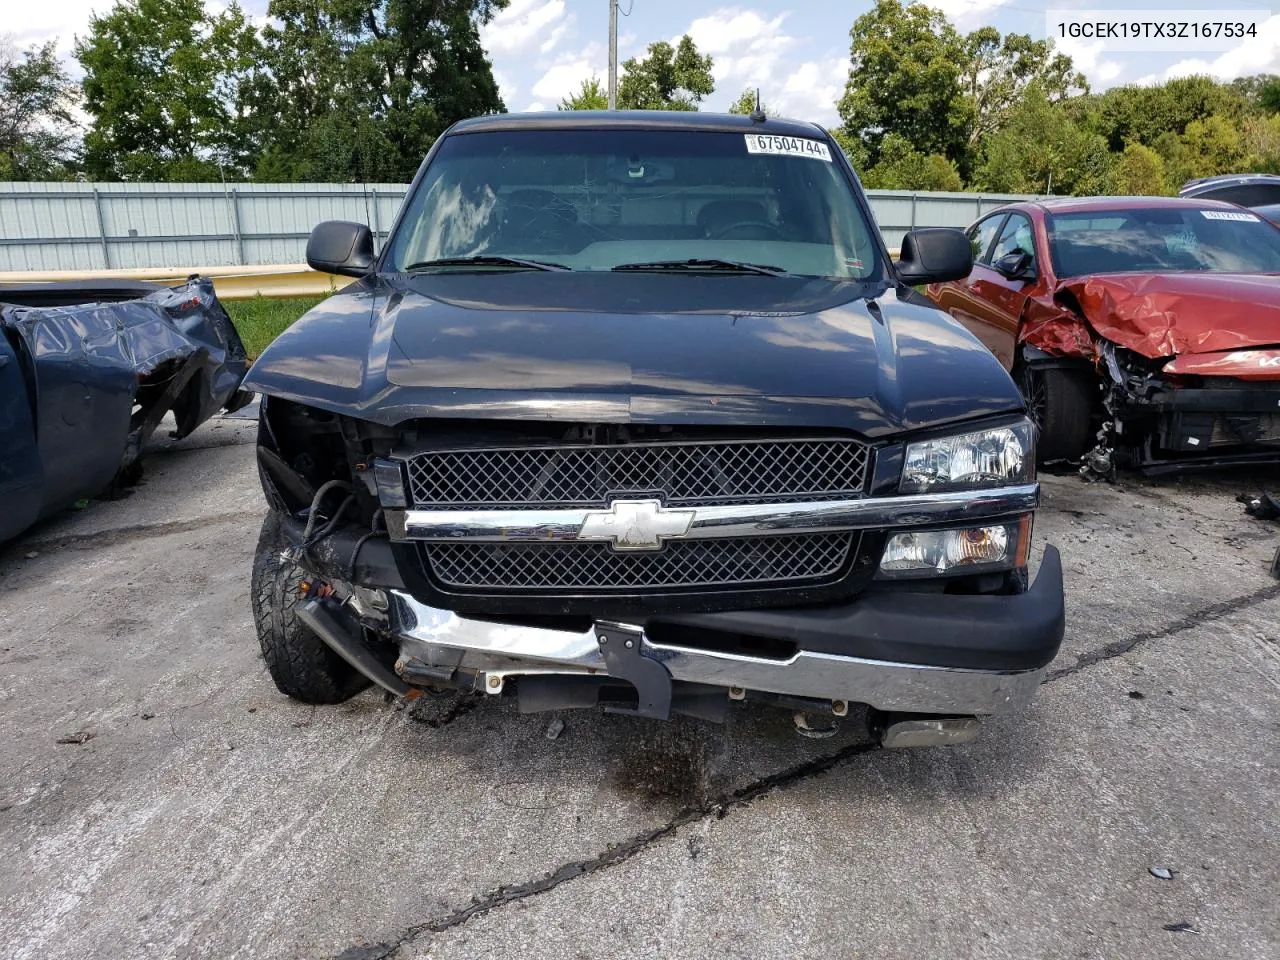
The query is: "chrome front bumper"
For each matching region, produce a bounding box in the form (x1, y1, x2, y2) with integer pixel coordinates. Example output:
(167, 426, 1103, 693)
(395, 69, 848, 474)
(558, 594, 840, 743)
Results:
(388, 590, 1048, 717)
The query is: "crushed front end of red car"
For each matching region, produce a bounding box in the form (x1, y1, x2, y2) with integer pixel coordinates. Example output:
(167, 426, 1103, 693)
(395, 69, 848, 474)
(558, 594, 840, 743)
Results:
(1049, 274, 1280, 476)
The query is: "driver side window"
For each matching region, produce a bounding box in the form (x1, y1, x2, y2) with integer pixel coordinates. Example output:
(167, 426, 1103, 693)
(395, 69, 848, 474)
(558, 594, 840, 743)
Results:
(967, 215, 1005, 265)
(990, 213, 1036, 268)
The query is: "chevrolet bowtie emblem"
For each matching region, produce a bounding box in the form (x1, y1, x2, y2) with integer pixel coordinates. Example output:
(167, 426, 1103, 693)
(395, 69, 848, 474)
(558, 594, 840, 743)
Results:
(578, 499, 696, 551)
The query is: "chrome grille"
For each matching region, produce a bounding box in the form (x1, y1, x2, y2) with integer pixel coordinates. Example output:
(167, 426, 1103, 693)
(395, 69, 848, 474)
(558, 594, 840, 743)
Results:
(424, 533, 857, 592)
(405, 438, 871, 509)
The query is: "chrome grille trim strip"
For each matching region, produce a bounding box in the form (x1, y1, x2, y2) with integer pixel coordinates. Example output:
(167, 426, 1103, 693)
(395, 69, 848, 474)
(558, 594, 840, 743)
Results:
(384, 484, 1040, 543)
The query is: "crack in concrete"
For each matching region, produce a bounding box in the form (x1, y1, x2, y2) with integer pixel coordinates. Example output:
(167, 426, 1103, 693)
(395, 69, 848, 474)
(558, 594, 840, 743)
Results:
(10, 511, 261, 554)
(332, 741, 881, 960)
(335, 582, 1280, 958)
(1042, 582, 1280, 683)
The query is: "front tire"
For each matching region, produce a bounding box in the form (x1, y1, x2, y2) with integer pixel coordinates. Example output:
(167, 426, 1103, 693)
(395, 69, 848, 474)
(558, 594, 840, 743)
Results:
(250, 511, 371, 704)
(1017, 364, 1096, 463)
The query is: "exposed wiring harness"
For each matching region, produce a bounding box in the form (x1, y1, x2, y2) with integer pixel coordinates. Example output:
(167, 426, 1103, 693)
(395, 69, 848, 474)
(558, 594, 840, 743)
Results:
(348, 509, 387, 583)
(295, 479, 354, 560)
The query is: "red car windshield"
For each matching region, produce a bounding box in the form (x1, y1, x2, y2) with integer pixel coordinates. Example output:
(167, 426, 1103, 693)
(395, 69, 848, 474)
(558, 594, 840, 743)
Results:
(1046, 207, 1280, 277)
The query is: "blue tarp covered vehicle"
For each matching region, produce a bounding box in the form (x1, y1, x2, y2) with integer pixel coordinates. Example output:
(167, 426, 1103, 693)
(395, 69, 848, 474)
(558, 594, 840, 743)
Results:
(0, 276, 251, 544)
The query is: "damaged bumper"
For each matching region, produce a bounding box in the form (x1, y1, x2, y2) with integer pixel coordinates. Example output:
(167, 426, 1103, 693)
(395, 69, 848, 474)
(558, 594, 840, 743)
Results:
(1089, 344, 1280, 475)
(356, 546, 1065, 722)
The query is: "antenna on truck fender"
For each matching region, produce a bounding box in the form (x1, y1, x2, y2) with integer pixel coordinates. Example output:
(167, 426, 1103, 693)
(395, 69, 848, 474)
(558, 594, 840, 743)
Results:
(750, 88, 766, 124)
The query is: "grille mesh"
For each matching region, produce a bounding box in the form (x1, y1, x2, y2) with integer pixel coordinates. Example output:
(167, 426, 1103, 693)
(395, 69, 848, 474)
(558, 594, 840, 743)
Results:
(424, 533, 856, 592)
(405, 438, 870, 509)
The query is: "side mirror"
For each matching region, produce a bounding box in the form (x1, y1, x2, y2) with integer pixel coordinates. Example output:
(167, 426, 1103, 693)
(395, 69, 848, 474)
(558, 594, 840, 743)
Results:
(306, 220, 374, 277)
(992, 250, 1036, 282)
(895, 228, 973, 285)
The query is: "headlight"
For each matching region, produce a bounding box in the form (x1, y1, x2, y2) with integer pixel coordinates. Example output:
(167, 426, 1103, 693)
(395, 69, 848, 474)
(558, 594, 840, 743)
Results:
(877, 518, 1031, 579)
(900, 420, 1035, 493)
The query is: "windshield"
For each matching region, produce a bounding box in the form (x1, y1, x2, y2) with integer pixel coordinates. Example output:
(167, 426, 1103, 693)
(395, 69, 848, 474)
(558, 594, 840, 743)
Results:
(385, 129, 881, 280)
(1047, 207, 1280, 278)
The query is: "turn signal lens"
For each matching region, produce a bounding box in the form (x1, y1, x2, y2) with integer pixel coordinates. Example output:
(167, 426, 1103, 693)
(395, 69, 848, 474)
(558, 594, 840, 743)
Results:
(878, 521, 1024, 579)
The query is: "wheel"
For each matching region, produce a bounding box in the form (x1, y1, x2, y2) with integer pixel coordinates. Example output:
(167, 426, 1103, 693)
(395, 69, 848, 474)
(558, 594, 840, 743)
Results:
(250, 511, 371, 704)
(1017, 364, 1096, 463)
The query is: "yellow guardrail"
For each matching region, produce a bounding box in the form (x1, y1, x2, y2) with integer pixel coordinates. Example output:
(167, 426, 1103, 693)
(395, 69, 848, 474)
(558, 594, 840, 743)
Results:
(2, 254, 906, 301)
(0, 263, 347, 301)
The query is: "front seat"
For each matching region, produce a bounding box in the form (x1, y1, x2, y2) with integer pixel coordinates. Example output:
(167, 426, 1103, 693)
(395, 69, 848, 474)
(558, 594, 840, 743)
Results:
(696, 199, 770, 238)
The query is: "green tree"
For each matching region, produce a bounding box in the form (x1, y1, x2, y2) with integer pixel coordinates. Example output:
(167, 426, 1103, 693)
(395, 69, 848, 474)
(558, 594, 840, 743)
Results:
(1154, 114, 1247, 189)
(961, 29, 1085, 147)
(617, 36, 714, 110)
(76, 0, 261, 181)
(727, 89, 775, 116)
(560, 77, 608, 110)
(0, 40, 80, 180)
(1231, 74, 1279, 112)
(830, 128, 870, 172)
(1260, 77, 1280, 113)
(1242, 114, 1280, 171)
(251, 0, 508, 182)
(1113, 143, 1166, 195)
(862, 133, 962, 190)
(973, 85, 1112, 195)
(1084, 76, 1247, 153)
(837, 0, 970, 167)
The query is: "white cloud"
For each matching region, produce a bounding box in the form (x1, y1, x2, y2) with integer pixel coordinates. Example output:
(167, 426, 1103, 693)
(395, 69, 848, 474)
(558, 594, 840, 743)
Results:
(1159, 15, 1280, 82)
(481, 0, 570, 56)
(686, 8, 789, 56)
(492, 69, 518, 106)
(927, 0, 1014, 27)
(7, 0, 111, 53)
(773, 57, 849, 127)
(540, 20, 571, 54)
(523, 101, 547, 112)
(685, 8, 795, 96)
(1054, 33, 1123, 86)
(530, 44, 606, 104)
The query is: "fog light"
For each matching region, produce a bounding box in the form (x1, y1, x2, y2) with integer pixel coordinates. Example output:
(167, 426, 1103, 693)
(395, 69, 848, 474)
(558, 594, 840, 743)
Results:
(878, 522, 1021, 578)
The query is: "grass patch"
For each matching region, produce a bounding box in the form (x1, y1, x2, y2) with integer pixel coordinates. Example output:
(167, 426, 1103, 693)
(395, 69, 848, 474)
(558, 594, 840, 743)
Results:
(225, 295, 329, 358)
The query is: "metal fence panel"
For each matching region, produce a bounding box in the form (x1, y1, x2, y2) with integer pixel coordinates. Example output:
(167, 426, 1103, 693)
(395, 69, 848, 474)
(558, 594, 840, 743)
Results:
(0, 182, 1033, 272)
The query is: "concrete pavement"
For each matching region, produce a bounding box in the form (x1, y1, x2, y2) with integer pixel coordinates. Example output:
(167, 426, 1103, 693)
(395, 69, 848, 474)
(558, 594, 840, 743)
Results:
(0, 418, 1276, 960)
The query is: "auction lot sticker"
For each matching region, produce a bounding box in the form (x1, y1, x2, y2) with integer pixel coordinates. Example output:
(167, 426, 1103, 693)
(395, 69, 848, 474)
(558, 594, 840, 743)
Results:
(1202, 210, 1261, 222)
(745, 134, 832, 162)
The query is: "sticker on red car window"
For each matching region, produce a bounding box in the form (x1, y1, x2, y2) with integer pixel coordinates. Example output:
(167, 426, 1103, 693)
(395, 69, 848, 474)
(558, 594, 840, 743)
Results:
(744, 134, 832, 162)
(1201, 210, 1261, 222)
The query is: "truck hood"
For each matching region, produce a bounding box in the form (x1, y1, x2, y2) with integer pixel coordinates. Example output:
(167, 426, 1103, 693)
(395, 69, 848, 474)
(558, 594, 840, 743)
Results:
(1061, 272, 1280, 359)
(244, 273, 1022, 437)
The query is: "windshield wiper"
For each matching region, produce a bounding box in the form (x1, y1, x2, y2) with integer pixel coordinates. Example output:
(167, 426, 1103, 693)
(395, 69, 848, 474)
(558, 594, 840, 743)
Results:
(612, 258, 788, 277)
(404, 255, 570, 273)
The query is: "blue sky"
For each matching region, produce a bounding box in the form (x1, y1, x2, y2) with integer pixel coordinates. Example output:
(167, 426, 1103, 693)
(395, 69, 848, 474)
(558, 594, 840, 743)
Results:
(13, 0, 1280, 127)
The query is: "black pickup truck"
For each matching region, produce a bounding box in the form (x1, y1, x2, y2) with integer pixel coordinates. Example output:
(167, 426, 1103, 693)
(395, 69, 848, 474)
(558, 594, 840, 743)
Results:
(243, 112, 1064, 748)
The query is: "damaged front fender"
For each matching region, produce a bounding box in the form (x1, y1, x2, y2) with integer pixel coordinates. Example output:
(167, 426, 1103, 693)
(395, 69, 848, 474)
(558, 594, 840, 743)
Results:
(0, 276, 251, 544)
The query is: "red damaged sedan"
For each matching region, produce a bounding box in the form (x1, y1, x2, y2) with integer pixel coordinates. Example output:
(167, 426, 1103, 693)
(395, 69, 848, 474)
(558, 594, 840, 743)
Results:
(928, 196, 1280, 475)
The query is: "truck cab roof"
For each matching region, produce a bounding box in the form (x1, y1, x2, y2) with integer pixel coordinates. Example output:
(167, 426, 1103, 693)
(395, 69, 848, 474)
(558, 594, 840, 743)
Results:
(447, 110, 829, 140)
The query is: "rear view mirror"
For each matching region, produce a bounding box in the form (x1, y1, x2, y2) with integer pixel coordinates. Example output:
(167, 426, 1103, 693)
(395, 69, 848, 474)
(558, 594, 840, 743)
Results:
(306, 221, 374, 277)
(895, 228, 973, 285)
(992, 250, 1036, 281)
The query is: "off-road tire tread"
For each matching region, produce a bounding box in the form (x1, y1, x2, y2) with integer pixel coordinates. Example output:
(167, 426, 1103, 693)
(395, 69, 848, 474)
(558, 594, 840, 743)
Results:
(250, 511, 370, 704)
